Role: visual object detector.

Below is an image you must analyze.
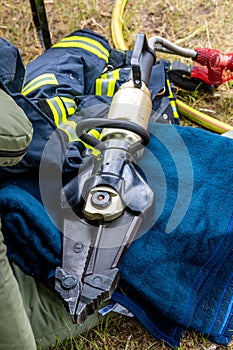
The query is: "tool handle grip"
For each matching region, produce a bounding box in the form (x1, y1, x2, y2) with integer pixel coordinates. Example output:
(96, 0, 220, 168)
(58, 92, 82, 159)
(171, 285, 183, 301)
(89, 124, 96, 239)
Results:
(131, 33, 155, 88)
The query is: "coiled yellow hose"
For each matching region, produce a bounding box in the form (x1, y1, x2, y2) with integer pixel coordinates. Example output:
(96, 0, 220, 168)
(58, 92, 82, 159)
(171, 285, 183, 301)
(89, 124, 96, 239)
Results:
(111, 0, 233, 134)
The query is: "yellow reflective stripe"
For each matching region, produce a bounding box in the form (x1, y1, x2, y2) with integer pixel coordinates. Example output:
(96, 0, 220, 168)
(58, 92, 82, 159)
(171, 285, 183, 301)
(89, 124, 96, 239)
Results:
(95, 78, 116, 96)
(60, 97, 77, 116)
(166, 79, 179, 119)
(100, 72, 108, 79)
(59, 119, 78, 142)
(170, 100, 179, 119)
(52, 42, 108, 62)
(52, 36, 109, 63)
(22, 74, 58, 96)
(81, 129, 101, 156)
(95, 79, 103, 95)
(47, 99, 60, 125)
(58, 126, 72, 142)
(44, 94, 100, 144)
(62, 36, 109, 57)
(111, 68, 121, 79)
(46, 96, 67, 125)
(88, 129, 101, 140)
(166, 78, 173, 99)
(52, 42, 109, 62)
(107, 79, 116, 97)
(96, 68, 121, 96)
(55, 97, 67, 123)
(100, 80, 109, 95)
(58, 119, 101, 151)
(96, 69, 121, 95)
(101, 68, 121, 80)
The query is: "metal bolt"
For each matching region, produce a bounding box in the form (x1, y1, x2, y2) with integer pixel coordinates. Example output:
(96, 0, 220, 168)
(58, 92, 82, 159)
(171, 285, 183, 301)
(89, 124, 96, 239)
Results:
(73, 242, 84, 253)
(62, 275, 77, 288)
(91, 191, 111, 208)
(92, 276, 103, 286)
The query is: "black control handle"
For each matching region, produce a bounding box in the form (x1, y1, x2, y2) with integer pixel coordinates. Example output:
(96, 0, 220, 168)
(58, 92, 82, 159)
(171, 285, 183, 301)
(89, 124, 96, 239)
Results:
(130, 33, 156, 88)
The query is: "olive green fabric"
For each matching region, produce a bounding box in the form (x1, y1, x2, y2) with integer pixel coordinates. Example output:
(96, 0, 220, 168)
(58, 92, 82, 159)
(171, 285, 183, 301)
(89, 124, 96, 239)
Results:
(0, 225, 37, 350)
(0, 89, 33, 166)
(0, 88, 35, 348)
(0, 225, 104, 350)
(13, 263, 107, 349)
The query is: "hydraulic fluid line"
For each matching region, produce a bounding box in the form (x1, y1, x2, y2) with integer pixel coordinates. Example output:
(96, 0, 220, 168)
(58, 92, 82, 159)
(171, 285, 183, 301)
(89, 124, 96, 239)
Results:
(111, 0, 233, 134)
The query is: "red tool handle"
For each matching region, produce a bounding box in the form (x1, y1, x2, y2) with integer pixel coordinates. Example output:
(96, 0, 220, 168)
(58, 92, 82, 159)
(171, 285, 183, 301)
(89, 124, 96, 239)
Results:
(191, 48, 233, 85)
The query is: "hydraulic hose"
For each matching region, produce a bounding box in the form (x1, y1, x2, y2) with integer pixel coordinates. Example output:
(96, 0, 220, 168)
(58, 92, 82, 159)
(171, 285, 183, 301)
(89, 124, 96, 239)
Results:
(111, 0, 233, 134)
(111, 0, 128, 50)
(176, 100, 233, 134)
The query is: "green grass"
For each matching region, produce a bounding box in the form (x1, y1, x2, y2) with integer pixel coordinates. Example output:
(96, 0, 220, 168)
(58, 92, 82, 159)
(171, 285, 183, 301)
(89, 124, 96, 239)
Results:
(49, 315, 171, 350)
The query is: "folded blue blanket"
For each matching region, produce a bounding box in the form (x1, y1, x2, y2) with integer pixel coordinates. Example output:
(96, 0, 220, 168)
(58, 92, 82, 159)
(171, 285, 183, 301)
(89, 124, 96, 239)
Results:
(1, 123, 233, 348)
(0, 182, 61, 279)
(116, 123, 233, 348)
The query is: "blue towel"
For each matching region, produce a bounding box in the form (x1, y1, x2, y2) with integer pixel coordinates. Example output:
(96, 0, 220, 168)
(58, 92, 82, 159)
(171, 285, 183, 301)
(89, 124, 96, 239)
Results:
(1, 123, 233, 348)
(0, 183, 61, 280)
(115, 123, 233, 348)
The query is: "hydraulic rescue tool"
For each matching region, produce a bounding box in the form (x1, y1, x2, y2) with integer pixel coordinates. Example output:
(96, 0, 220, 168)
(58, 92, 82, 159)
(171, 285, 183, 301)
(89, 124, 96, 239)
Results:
(55, 33, 155, 324)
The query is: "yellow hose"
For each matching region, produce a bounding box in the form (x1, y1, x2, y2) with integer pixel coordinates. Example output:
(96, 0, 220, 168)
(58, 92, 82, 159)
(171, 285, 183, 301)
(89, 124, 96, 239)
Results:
(176, 100, 233, 134)
(111, 0, 128, 50)
(111, 0, 233, 134)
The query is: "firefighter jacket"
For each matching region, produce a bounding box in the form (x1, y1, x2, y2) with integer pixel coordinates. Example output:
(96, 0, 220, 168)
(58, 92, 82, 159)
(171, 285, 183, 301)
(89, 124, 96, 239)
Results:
(0, 28, 179, 175)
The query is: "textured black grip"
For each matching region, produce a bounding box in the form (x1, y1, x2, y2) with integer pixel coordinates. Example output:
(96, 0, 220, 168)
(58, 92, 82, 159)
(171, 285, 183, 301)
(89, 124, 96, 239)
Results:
(76, 118, 150, 148)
